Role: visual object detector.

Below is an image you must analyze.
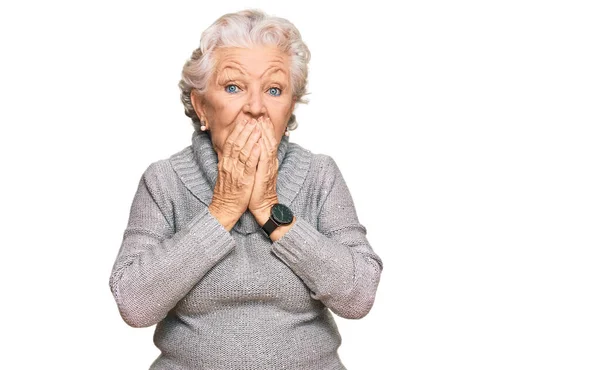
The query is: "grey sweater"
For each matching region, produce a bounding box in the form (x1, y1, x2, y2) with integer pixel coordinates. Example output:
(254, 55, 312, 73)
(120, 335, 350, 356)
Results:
(109, 131, 383, 369)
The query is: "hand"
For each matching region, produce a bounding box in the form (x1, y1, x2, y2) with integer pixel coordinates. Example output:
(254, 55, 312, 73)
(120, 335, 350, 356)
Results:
(249, 117, 280, 220)
(209, 119, 262, 230)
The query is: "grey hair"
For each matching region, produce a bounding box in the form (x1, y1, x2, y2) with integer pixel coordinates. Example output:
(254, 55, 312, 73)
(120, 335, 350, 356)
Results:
(179, 9, 311, 133)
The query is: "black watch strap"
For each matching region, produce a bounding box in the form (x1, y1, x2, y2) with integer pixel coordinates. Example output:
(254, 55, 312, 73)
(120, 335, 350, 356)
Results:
(261, 218, 279, 237)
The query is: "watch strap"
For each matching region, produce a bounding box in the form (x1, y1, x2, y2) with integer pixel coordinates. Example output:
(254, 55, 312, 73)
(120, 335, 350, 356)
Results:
(261, 218, 279, 237)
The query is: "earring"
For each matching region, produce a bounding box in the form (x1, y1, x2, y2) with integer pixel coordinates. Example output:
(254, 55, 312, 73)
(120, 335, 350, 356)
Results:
(200, 119, 207, 131)
(284, 128, 290, 136)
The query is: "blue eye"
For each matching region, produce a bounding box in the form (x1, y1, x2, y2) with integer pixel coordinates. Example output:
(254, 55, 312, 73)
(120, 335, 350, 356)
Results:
(268, 87, 282, 96)
(225, 84, 240, 94)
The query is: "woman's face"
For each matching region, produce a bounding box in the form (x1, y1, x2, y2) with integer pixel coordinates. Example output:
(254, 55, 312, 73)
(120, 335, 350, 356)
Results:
(192, 46, 296, 159)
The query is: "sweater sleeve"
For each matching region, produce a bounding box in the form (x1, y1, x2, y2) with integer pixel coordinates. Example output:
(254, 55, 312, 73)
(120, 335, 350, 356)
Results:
(271, 156, 383, 319)
(109, 161, 236, 328)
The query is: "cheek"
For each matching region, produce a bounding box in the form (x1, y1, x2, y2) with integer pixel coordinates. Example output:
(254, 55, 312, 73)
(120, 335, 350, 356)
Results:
(206, 96, 239, 128)
(273, 122, 287, 138)
(203, 98, 240, 154)
(269, 100, 294, 135)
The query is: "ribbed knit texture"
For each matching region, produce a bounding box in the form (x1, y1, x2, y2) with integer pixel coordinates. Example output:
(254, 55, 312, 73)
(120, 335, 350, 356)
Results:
(109, 131, 383, 369)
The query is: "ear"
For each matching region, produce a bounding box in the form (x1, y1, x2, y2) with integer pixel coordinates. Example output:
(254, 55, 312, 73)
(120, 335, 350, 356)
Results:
(190, 90, 207, 127)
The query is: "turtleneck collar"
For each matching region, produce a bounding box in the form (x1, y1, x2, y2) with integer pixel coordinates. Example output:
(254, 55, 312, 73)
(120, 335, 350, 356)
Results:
(170, 130, 311, 235)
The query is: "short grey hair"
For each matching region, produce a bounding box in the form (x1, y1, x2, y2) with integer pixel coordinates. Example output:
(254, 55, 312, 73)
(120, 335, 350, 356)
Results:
(179, 9, 311, 133)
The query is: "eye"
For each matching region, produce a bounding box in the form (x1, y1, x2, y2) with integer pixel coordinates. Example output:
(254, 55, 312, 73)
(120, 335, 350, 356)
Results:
(225, 84, 240, 94)
(268, 87, 282, 97)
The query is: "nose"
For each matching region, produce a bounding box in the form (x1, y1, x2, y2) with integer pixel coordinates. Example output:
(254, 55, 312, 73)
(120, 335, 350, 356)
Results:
(242, 86, 267, 118)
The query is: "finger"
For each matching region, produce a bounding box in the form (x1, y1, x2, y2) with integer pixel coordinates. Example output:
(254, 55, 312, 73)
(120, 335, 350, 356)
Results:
(239, 124, 262, 164)
(256, 136, 268, 174)
(260, 117, 277, 150)
(244, 140, 261, 175)
(222, 119, 249, 158)
(231, 119, 259, 160)
(263, 135, 278, 171)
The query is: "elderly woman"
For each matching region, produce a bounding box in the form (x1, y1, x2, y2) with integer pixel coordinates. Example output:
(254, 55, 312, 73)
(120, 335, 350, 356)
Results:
(109, 9, 382, 370)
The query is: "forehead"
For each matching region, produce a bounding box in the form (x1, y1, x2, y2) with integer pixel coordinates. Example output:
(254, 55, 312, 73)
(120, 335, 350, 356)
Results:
(214, 46, 290, 78)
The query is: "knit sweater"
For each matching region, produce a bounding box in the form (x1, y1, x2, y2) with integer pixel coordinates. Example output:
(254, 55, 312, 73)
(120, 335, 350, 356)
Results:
(109, 131, 383, 369)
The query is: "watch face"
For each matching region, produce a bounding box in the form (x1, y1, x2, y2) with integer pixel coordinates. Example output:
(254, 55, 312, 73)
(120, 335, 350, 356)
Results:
(272, 203, 293, 224)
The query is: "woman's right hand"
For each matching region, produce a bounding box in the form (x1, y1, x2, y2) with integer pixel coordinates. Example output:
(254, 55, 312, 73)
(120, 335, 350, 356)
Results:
(208, 119, 262, 231)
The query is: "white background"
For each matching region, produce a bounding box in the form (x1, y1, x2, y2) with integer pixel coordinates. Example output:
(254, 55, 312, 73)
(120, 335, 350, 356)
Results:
(1, 0, 599, 369)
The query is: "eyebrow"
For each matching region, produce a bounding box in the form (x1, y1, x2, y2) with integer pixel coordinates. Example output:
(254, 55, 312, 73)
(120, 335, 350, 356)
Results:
(217, 64, 287, 80)
(260, 66, 286, 78)
(214, 68, 239, 87)
(217, 64, 246, 80)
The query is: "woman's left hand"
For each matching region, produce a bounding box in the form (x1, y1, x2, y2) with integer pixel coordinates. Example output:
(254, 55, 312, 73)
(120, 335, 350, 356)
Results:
(248, 117, 279, 217)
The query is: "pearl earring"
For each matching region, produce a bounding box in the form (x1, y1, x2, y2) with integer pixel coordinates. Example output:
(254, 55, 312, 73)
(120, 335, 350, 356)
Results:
(284, 128, 290, 136)
(200, 119, 207, 131)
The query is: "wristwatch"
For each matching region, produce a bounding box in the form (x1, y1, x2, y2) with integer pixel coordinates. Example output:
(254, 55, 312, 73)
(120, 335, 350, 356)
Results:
(261, 203, 294, 237)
